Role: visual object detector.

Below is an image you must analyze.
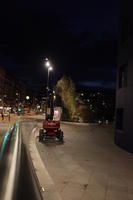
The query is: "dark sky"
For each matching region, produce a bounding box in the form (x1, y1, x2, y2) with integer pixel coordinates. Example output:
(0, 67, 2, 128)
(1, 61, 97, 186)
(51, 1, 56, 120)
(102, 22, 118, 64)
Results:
(0, 0, 120, 91)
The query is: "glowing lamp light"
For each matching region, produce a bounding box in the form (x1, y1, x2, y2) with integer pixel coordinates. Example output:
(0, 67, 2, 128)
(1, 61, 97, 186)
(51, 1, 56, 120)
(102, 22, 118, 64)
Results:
(26, 96, 30, 100)
(49, 66, 53, 71)
(46, 61, 50, 67)
(18, 108, 22, 112)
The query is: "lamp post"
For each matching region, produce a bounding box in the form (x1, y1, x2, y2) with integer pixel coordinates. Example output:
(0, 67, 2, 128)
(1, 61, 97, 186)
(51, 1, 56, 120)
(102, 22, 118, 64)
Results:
(45, 58, 53, 119)
(26, 95, 30, 113)
(45, 58, 53, 92)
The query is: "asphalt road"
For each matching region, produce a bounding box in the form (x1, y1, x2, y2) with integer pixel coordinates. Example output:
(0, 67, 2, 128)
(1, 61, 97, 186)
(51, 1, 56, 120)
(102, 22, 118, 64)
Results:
(0, 120, 42, 200)
(14, 120, 41, 200)
(0, 123, 15, 199)
(36, 122, 133, 200)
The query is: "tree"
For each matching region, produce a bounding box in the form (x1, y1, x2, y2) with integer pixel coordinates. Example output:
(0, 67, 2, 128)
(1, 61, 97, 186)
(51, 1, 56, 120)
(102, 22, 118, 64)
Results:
(56, 75, 90, 122)
(56, 76, 76, 120)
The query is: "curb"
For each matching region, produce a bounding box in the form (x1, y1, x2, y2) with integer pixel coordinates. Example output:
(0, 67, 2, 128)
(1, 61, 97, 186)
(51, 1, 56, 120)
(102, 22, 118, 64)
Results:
(29, 127, 62, 200)
(61, 121, 112, 126)
(61, 121, 89, 126)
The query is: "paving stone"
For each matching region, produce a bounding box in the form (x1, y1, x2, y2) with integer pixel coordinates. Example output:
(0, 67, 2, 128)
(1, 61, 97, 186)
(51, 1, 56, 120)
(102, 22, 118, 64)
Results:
(35, 122, 133, 200)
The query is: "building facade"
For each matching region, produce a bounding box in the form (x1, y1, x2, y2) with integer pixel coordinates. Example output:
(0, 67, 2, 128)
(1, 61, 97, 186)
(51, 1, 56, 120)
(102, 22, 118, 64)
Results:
(0, 66, 27, 107)
(115, 1, 133, 152)
(0, 67, 5, 102)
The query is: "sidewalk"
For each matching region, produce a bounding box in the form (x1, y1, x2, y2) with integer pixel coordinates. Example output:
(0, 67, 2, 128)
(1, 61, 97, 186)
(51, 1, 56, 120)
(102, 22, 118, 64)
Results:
(35, 123, 133, 200)
(0, 114, 17, 125)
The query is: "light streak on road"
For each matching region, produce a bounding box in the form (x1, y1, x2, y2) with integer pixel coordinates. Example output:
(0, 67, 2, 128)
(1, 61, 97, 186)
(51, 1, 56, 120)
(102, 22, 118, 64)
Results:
(0, 128, 10, 160)
(0, 128, 8, 148)
(0, 128, 6, 136)
(4, 120, 19, 200)
(12, 122, 18, 146)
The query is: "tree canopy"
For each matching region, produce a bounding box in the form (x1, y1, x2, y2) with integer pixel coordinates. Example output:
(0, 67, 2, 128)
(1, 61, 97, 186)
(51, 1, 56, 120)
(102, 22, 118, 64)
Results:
(56, 75, 76, 119)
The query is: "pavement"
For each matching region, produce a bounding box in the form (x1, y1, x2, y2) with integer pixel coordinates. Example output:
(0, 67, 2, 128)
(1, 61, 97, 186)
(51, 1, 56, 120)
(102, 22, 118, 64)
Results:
(1, 113, 133, 200)
(0, 113, 17, 125)
(34, 122, 133, 200)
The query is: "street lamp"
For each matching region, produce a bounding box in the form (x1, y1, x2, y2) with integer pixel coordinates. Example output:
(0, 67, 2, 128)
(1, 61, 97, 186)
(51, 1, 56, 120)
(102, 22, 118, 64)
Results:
(45, 58, 53, 119)
(45, 58, 53, 91)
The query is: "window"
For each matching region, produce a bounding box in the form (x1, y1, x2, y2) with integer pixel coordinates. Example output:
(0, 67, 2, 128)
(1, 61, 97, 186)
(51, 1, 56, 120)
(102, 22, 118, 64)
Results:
(116, 108, 123, 130)
(119, 65, 127, 88)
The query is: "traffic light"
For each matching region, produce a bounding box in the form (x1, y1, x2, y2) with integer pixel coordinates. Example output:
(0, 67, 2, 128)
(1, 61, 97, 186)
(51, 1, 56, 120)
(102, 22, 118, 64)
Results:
(18, 108, 22, 112)
(17, 107, 22, 116)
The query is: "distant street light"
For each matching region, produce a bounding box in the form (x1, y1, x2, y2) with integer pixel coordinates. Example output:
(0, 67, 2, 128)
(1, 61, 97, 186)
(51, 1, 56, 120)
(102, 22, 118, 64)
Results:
(26, 96, 30, 100)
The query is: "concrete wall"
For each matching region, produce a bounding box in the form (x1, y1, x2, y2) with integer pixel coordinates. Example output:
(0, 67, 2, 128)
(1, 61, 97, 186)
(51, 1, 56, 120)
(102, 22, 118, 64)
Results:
(115, 1, 133, 152)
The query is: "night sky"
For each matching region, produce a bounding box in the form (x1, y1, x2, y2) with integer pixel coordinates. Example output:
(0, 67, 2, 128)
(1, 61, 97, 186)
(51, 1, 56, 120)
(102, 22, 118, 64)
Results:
(0, 0, 120, 91)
